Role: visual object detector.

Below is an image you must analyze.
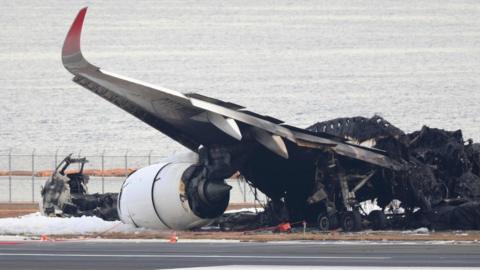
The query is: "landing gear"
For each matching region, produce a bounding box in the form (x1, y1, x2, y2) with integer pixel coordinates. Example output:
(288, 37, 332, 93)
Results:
(329, 214, 339, 230)
(317, 215, 330, 231)
(368, 210, 387, 230)
(341, 210, 362, 232)
(317, 213, 339, 231)
(310, 155, 379, 232)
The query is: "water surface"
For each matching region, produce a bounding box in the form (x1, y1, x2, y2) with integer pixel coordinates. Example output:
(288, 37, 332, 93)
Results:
(1, 0, 479, 156)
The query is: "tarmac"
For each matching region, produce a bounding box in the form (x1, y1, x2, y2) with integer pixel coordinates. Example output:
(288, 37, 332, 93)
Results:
(0, 240, 479, 269)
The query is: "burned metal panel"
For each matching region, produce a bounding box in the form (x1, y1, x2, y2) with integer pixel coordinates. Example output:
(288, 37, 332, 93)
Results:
(40, 154, 119, 221)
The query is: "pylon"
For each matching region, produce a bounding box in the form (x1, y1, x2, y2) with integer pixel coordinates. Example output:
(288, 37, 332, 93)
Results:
(40, 234, 49, 241)
(169, 231, 178, 243)
(275, 222, 292, 233)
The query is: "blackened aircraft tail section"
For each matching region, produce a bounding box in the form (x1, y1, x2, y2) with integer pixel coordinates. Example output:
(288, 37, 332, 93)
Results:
(62, 8, 402, 170)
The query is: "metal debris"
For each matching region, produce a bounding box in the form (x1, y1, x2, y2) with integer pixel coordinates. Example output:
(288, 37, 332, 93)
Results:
(40, 154, 118, 221)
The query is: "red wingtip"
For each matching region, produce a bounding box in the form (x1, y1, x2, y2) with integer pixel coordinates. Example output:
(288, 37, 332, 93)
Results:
(62, 7, 88, 57)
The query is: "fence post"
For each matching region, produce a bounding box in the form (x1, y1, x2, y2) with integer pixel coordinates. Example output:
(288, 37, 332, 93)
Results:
(124, 150, 129, 177)
(54, 148, 59, 169)
(77, 150, 82, 171)
(243, 176, 247, 203)
(8, 149, 12, 203)
(31, 149, 35, 203)
(101, 150, 105, 194)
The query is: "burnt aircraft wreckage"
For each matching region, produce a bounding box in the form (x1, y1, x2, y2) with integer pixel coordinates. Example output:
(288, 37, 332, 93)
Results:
(41, 154, 118, 221)
(47, 7, 480, 231)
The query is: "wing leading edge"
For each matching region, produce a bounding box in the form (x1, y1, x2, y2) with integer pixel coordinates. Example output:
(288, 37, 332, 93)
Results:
(62, 8, 402, 170)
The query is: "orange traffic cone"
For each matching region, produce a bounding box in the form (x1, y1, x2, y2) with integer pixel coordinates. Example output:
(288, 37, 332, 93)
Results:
(169, 231, 178, 243)
(274, 222, 292, 233)
(40, 234, 49, 241)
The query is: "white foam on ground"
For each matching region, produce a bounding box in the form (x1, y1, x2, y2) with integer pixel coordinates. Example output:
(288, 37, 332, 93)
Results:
(402, 227, 430, 234)
(225, 207, 264, 214)
(0, 235, 30, 241)
(0, 212, 143, 235)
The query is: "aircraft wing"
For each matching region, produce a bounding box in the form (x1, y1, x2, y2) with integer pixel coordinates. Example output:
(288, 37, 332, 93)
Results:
(62, 8, 402, 170)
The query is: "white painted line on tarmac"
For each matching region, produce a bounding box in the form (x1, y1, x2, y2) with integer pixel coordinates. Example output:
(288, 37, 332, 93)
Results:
(163, 267, 480, 270)
(0, 253, 390, 260)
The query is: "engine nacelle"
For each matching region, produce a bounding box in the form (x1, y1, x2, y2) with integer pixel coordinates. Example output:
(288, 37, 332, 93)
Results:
(118, 152, 231, 230)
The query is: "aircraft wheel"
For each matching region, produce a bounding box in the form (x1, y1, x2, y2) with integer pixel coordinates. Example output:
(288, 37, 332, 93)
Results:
(317, 214, 330, 231)
(341, 211, 362, 232)
(368, 210, 387, 230)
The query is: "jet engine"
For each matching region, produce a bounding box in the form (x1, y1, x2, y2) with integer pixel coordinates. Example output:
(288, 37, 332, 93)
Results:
(118, 152, 232, 230)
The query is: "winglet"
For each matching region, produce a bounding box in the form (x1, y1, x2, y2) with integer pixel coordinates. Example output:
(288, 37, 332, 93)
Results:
(62, 7, 90, 72)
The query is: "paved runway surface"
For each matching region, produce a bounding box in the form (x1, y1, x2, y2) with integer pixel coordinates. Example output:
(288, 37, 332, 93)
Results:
(0, 240, 479, 269)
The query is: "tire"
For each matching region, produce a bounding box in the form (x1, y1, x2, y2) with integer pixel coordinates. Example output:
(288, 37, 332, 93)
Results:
(341, 211, 362, 232)
(368, 210, 387, 230)
(317, 215, 330, 231)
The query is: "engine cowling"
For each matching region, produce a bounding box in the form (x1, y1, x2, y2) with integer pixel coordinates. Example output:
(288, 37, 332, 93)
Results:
(118, 152, 231, 230)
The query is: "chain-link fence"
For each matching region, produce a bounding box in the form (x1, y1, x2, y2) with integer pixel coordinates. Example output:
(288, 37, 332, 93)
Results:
(0, 150, 266, 204)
